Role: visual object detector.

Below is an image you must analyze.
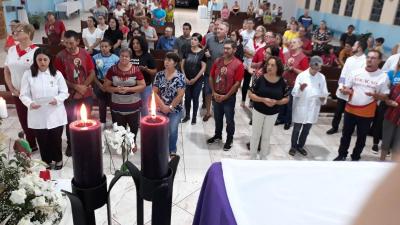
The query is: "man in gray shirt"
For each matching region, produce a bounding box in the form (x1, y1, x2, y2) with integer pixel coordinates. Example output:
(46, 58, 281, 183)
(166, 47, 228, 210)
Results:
(202, 21, 229, 122)
(173, 22, 192, 58)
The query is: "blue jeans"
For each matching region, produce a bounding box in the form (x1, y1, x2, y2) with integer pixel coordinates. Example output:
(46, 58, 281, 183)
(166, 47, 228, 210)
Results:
(164, 110, 183, 153)
(65, 97, 93, 147)
(184, 78, 203, 119)
(141, 85, 152, 117)
(212, 95, 236, 140)
(277, 87, 293, 124)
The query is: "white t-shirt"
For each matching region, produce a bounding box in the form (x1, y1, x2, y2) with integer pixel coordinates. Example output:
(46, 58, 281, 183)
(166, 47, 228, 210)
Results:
(240, 30, 255, 46)
(336, 54, 366, 100)
(97, 24, 109, 39)
(113, 8, 125, 18)
(381, 53, 400, 72)
(345, 68, 390, 106)
(4, 45, 38, 91)
(141, 26, 157, 50)
(82, 28, 102, 50)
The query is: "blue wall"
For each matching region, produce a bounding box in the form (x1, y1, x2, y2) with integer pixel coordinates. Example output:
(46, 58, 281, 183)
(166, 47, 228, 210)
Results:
(3, 0, 20, 33)
(2, 0, 64, 33)
(297, 8, 400, 53)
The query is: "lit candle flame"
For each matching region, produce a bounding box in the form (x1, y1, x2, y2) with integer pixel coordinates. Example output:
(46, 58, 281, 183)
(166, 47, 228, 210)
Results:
(80, 104, 88, 123)
(151, 91, 156, 119)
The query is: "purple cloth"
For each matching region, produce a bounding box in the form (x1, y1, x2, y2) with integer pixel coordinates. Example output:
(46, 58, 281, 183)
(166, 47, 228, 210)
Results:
(193, 162, 237, 225)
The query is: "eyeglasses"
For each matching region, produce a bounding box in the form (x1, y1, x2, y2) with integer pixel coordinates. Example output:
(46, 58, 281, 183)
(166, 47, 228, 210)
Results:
(13, 30, 24, 35)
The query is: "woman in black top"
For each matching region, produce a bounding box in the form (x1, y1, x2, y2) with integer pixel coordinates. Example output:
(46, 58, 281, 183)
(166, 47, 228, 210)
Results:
(248, 56, 289, 160)
(103, 17, 123, 55)
(181, 33, 206, 124)
(230, 30, 244, 62)
(129, 36, 157, 117)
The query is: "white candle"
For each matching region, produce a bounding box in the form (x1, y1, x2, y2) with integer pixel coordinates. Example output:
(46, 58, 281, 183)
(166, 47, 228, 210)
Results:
(0, 97, 8, 119)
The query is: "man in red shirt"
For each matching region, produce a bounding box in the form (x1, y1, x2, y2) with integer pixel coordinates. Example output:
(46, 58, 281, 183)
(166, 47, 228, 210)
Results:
(54, 30, 95, 156)
(45, 12, 66, 45)
(276, 38, 309, 129)
(207, 39, 244, 151)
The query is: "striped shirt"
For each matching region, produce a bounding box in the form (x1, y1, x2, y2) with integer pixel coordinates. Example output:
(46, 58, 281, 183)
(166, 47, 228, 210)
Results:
(105, 65, 144, 115)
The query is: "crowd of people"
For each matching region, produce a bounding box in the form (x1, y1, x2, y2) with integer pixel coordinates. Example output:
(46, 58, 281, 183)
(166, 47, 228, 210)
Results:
(2, 0, 399, 169)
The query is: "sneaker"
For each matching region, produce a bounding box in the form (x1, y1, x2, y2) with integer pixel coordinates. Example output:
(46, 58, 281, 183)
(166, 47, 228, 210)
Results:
(284, 123, 291, 130)
(182, 117, 190, 123)
(333, 155, 346, 161)
(297, 148, 308, 156)
(207, 136, 222, 144)
(326, 128, 338, 135)
(274, 120, 284, 126)
(191, 118, 197, 125)
(223, 139, 233, 151)
(289, 148, 296, 156)
(65, 145, 72, 157)
(372, 144, 379, 154)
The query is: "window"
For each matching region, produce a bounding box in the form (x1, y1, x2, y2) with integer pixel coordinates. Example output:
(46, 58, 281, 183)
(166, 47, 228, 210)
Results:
(370, 0, 385, 22)
(305, 0, 310, 9)
(344, 0, 355, 17)
(314, 0, 321, 11)
(394, 1, 400, 25)
(332, 0, 341, 14)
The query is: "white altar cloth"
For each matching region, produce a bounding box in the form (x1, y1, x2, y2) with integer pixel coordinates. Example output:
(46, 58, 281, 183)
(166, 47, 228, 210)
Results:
(222, 159, 395, 225)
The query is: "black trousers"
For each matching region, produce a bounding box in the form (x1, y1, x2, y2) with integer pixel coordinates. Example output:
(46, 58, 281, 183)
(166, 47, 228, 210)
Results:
(370, 102, 387, 145)
(34, 126, 64, 164)
(291, 123, 312, 149)
(338, 112, 373, 160)
(111, 111, 139, 142)
(331, 98, 347, 130)
(241, 70, 252, 102)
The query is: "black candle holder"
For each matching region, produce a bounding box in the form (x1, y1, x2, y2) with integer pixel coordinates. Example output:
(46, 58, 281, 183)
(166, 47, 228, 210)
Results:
(107, 156, 180, 225)
(63, 157, 179, 225)
(63, 176, 108, 225)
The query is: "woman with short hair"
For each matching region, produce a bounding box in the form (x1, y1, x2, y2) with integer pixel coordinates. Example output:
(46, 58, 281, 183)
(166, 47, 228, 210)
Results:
(4, 23, 39, 152)
(153, 52, 186, 157)
(248, 56, 289, 159)
(103, 48, 146, 151)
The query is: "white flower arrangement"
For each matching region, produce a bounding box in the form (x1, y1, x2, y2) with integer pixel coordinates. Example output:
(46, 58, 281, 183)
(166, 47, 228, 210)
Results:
(0, 149, 66, 225)
(102, 123, 136, 172)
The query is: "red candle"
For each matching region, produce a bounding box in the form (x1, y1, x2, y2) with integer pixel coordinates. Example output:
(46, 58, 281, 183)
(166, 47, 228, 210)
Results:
(140, 92, 169, 179)
(69, 104, 104, 188)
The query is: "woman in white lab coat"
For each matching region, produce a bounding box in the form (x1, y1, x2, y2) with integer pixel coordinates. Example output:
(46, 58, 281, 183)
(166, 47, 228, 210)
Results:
(289, 56, 328, 156)
(20, 48, 69, 170)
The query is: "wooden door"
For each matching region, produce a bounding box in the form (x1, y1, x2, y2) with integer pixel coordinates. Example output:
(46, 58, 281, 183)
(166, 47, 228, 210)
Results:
(0, 0, 7, 39)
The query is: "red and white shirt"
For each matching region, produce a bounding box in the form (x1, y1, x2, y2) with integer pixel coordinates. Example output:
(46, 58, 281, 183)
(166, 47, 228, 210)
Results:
(4, 44, 38, 91)
(345, 68, 390, 118)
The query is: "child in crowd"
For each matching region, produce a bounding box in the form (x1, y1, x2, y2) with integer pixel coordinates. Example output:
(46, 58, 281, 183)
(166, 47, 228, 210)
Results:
(375, 37, 385, 55)
(13, 132, 32, 157)
(166, 4, 174, 23)
(322, 45, 339, 67)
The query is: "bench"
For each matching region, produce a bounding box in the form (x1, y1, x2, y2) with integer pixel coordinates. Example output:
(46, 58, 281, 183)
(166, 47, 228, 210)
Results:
(320, 66, 341, 112)
(150, 49, 167, 60)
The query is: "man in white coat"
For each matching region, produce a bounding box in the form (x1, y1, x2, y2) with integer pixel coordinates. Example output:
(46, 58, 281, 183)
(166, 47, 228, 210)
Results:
(289, 56, 329, 156)
(326, 40, 367, 134)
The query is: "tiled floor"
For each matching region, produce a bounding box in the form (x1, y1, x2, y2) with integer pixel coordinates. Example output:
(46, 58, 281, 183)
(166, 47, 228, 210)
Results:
(0, 8, 385, 225)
